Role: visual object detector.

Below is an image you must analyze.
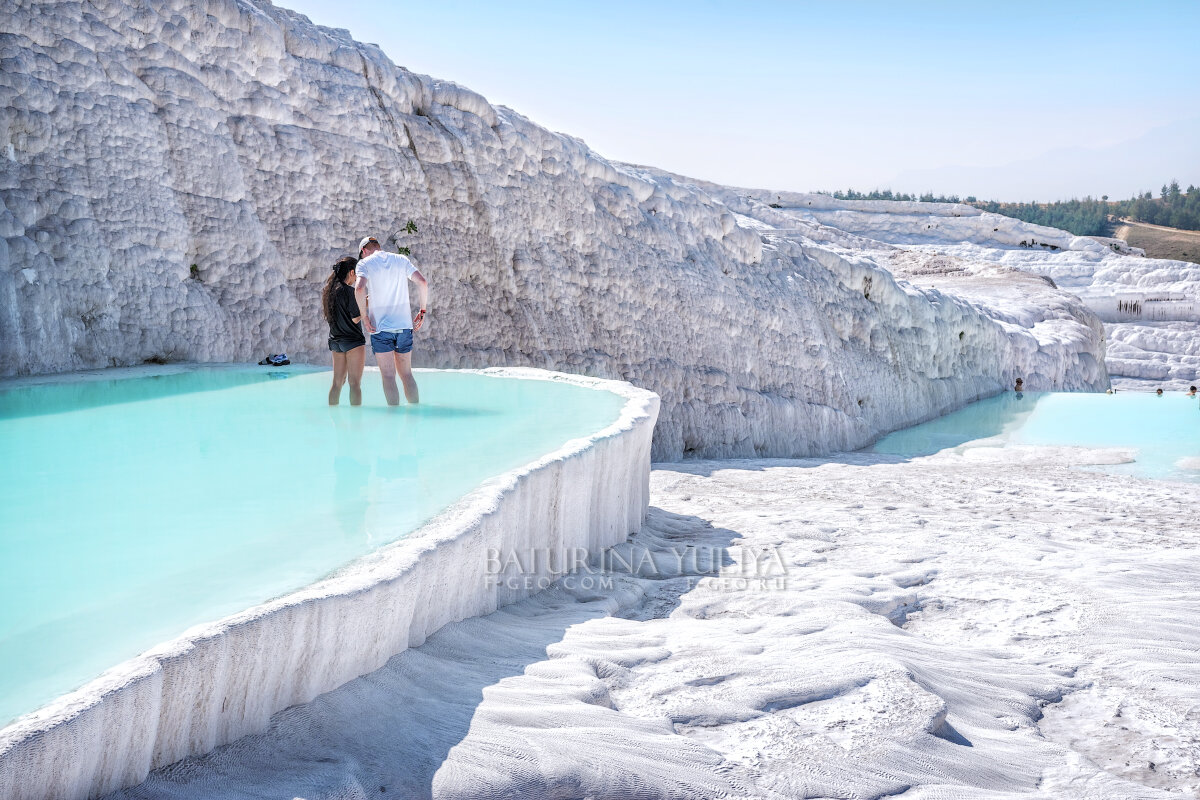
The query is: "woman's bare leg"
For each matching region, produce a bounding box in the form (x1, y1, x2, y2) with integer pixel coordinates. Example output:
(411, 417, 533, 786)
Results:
(329, 351, 348, 405)
(347, 345, 365, 406)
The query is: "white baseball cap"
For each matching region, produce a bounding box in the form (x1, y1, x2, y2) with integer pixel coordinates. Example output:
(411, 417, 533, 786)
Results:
(358, 236, 379, 254)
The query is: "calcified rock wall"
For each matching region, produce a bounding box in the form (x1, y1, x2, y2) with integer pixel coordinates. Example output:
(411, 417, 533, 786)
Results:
(0, 0, 1106, 459)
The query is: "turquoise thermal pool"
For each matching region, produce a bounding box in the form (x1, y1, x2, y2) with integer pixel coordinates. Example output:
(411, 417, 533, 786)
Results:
(0, 366, 626, 727)
(871, 390, 1200, 482)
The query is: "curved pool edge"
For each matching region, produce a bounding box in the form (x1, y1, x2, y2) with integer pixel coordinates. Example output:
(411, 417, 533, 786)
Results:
(0, 367, 660, 800)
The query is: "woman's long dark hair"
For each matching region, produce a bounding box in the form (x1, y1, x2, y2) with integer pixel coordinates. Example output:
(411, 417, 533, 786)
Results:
(322, 256, 358, 322)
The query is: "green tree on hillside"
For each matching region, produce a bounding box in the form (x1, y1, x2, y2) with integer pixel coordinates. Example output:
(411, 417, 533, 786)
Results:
(822, 188, 962, 203)
(972, 181, 1199, 235)
(818, 182, 1200, 235)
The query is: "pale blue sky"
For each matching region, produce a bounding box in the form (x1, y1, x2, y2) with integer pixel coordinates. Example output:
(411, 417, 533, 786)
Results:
(282, 0, 1200, 200)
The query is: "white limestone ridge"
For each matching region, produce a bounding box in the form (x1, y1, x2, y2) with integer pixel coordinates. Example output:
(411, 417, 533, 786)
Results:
(0, 0, 1111, 459)
(759, 192, 1199, 389)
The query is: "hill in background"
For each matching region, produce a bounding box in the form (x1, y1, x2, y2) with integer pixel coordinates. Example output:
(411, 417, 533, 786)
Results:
(1111, 220, 1200, 264)
(819, 182, 1200, 264)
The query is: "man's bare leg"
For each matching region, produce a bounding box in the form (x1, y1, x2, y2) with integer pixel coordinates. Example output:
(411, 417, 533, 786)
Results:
(376, 351, 401, 406)
(329, 351, 347, 405)
(396, 351, 419, 404)
(347, 345, 365, 406)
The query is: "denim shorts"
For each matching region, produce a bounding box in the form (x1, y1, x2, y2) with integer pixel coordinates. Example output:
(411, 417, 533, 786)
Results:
(370, 329, 413, 355)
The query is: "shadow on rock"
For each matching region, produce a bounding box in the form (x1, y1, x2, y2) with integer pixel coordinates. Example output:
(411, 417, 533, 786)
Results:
(105, 507, 741, 800)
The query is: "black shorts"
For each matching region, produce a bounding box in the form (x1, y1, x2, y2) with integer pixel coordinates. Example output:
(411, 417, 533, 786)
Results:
(328, 337, 365, 353)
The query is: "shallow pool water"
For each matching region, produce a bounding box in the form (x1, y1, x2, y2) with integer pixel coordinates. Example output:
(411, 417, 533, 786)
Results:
(0, 366, 626, 726)
(870, 391, 1200, 482)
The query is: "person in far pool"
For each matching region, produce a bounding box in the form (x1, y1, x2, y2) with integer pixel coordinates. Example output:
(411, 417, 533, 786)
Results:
(322, 255, 366, 406)
(355, 235, 429, 405)
(1188, 386, 1197, 397)
(1156, 388, 1164, 396)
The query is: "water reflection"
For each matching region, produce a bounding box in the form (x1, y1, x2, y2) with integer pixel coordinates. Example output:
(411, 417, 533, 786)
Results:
(357, 404, 501, 420)
(868, 392, 1044, 457)
(328, 407, 369, 542)
(867, 390, 1200, 483)
(0, 365, 319, 419)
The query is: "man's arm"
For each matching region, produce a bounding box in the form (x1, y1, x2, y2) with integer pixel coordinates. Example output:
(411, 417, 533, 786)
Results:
(354, 275, 374, 334)
(411, 269, 428, 331)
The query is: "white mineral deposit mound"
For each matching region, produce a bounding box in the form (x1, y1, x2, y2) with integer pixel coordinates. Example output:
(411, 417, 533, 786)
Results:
(1, 0, 1109, 460)
(758, 193, 1199, 390)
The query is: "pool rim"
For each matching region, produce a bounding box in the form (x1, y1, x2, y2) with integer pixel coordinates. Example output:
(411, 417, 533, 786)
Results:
(0, 364, 658, 753)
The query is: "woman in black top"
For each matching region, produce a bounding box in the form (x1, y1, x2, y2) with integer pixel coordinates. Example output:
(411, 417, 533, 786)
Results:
(322, 256, 366, 405)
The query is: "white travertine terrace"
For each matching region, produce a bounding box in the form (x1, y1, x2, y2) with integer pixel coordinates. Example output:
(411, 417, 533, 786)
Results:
(98, 455, 1200, 800)
(0, 367, 658, 800)
(1, 0, 1197, 797)
(765, 193, 1199, 389)
(1, 0, 1111, 463)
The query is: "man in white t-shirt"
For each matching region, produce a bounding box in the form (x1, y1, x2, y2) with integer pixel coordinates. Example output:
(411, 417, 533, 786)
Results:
(354, 235, 429, 405)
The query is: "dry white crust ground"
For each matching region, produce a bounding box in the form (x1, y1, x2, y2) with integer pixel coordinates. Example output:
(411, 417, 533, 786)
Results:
(109, 453, 1200, 800)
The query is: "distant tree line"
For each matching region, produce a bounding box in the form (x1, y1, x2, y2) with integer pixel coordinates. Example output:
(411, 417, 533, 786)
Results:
(973, 181, 1199, 236)
(972, 197, 1111, 236)
(821, 188, 975, 204)
(818, 181, 1199, 236)
(1112, 180, 1200, 230)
